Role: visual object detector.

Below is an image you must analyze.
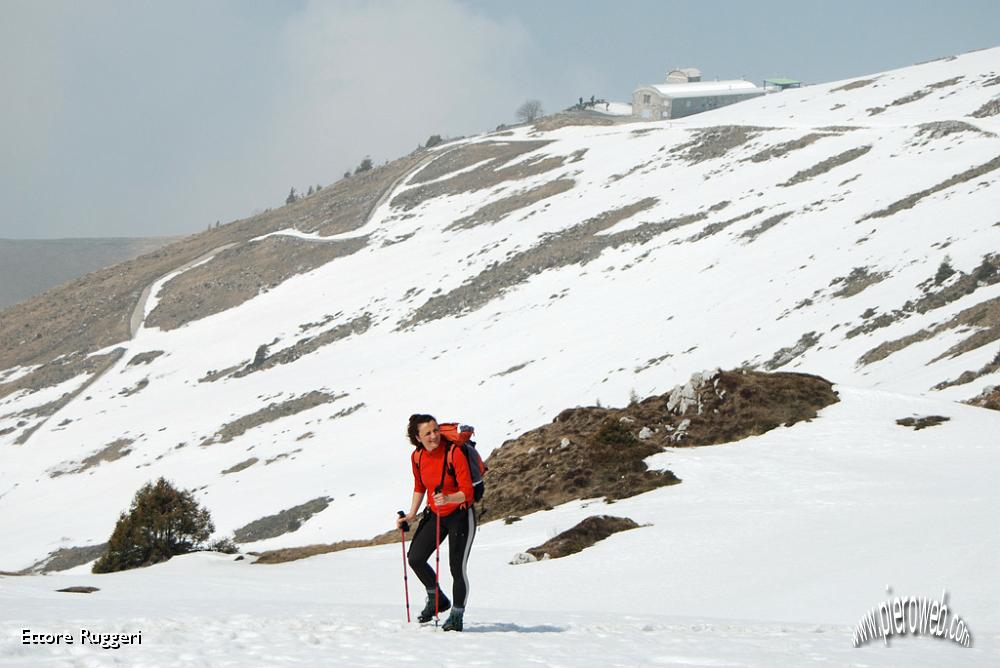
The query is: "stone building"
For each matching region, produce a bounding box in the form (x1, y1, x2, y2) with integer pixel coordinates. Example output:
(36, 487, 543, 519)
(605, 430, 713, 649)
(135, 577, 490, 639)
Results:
(632, 67, 765, 120)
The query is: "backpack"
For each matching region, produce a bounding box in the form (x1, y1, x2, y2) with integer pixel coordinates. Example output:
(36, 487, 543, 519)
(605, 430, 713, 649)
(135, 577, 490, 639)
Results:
(419, 423, 487, 503)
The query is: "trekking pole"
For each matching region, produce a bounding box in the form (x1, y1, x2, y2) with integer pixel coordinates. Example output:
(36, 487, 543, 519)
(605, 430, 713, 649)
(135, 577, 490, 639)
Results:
(434, 486, 442, 627)
(397, 511, 411, 623)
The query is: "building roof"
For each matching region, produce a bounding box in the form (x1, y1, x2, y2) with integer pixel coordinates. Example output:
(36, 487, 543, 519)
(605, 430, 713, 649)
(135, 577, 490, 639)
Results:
(636, 80, 763, 98)
(764, 78, 802, 85)
(668, 67, 702, 79)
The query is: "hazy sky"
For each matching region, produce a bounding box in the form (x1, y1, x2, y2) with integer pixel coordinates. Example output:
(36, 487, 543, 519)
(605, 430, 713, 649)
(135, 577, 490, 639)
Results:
(2, 0, 997, 239)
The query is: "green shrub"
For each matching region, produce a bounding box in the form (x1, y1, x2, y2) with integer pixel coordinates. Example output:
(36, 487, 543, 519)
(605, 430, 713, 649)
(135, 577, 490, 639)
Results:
(209, 537, 238, 555)
(588, 418, 639, 463)
(934, 256, 955, 285)
(354, 157, 373, 174)
(593, 419, 637, 447)
(92, 478, 214, 573)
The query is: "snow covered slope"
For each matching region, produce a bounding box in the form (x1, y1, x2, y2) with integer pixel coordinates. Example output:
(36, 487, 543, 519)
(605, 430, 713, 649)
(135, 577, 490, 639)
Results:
(1, 46, 999, 664)
(3, 386, 998, 664)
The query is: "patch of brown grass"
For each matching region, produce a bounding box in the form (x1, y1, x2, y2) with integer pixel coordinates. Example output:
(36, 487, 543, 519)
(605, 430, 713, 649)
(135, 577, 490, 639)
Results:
(763, 332, 820, 370)
(934, 348, 1000, 389)
(21, 543, 108, 573)
(849, 254, 1000, 345)
(914, 121, 992, 143)
(830, 266, 889, 298)
(0, 348, 122, 406)
(233, 497, 332, 543)
(50, 438, 134, 477)
(526, 515, 640, 559)
(860, 294, 1000, 366)
(830, 78, 879, 92)
(127, 350, 164, 366)
(253, 525, 409, 564)
(391, 141, 570, 211)
(967, 386, 1000, 411)
(447, 178, 575, 231)
(221, 458, 258, 475)
(202, 391, 344, 446)
(743, 133, 833, 163)
(146, 236, 366, 332)
(220, 315, 372, 381)
(400, 198, 660, 327)
(407, 142, 541, 185)
(532, 113, 620, 131)
(859, 156, 1000, 222)
(738, 211, 793, 243)
(780, 146, 871, 187)
(683, 207, 766, 243)
(671, 126, 767, 164)
(480, 370, 838, 522)
(896, 415, 950, 430)
(970, 96, 1000, 118)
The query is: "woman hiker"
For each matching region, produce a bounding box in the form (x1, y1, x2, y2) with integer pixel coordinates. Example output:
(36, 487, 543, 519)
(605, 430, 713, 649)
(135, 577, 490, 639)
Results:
(396, 414, 477, 632)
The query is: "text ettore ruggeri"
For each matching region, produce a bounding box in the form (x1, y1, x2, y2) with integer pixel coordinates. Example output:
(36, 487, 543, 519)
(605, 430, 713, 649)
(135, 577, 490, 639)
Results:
(22, 628, 142, 650)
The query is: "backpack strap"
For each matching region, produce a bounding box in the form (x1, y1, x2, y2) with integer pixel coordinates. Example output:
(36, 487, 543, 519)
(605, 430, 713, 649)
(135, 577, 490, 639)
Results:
(435, 441, 451, 493)
(445, 442, 471, 481)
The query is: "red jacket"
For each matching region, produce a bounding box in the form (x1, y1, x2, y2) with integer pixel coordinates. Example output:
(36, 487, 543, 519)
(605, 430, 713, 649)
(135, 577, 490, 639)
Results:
(411, 425, 474, 517)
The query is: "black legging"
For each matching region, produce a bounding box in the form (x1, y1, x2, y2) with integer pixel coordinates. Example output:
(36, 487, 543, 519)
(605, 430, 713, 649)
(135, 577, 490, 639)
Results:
(407, 506, 477, 609)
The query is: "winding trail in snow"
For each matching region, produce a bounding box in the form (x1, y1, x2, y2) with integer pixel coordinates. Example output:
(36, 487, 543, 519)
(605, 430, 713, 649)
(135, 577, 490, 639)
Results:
(18, 151, 444, 447)
(129, 243, 238, 337)
(251, 148, 446, 244)
(130, 152, 441, 336)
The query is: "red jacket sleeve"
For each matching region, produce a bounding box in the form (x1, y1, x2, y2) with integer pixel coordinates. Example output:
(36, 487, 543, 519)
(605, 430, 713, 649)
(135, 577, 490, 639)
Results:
(411, 450, 426, 494)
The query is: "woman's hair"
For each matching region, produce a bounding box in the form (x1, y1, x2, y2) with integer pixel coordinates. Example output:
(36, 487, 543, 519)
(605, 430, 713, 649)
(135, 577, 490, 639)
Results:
(407, 413, 437, 448)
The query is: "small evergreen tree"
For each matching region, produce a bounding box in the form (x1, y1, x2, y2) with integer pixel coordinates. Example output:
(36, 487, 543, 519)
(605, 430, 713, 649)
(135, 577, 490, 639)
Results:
(252, 344, 268, 368)
(973, 256, 997, 282)
(424, 134, 443, 148)
(934, 256, 955, 285)
(354, 157, 373, 174)
(92, 478, 214, 573)
(286, 187, 298, 205)
(306, 185, 314, 196)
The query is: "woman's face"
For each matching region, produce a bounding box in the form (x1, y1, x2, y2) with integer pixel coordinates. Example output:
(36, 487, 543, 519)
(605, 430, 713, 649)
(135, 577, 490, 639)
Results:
(417, 420, 440, 451)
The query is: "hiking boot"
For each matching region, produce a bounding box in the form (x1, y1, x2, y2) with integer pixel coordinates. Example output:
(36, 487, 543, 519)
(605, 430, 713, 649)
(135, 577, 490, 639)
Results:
(442, 609, 464, 632)
(417, 591, 450, 623)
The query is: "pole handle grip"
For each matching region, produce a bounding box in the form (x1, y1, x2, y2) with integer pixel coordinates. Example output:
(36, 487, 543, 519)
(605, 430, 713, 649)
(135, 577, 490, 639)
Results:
(397, 510, 410, 532)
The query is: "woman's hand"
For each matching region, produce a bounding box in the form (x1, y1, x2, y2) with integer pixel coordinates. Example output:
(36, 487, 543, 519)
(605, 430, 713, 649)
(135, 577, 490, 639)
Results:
(396, 513, 415, 530)
(432, 491, 464, 506)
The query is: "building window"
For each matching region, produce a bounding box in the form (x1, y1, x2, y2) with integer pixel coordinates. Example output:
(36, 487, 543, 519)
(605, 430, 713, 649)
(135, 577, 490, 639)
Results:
(643, 94, 651, 104)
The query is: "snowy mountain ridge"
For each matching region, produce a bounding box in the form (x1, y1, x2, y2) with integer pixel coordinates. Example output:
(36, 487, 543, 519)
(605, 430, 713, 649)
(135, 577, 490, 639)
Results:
(1, 46, 999, 567)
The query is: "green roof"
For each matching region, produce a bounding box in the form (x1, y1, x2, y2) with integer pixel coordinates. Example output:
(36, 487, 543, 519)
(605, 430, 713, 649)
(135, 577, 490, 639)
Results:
(764, 78, 801, 85)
